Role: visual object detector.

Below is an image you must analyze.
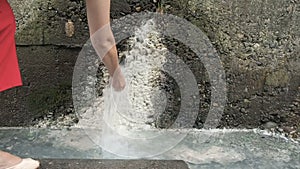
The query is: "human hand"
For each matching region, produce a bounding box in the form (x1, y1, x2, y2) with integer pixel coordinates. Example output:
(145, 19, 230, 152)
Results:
(110, 66, 126, 91)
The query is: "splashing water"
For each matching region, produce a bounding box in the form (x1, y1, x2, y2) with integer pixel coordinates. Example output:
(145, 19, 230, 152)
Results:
(104, 19, 168, 130)
(77, 19, 169, 134)
(74, 18, 176, 158)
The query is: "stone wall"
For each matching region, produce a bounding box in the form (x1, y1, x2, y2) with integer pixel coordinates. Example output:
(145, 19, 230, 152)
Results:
(0, 0, 89, 126)
(0, 0, 137, 126)
(164, 0, 300, 131)
(0, 0, 299, 134)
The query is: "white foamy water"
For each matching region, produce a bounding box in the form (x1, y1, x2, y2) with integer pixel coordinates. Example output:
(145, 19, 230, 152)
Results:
(74, 19, 183, 158)
(107, 19, 168, 128)
(77, 19, 168, 133)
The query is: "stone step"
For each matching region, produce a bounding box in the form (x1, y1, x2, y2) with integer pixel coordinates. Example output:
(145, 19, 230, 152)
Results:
(39, 159, 188, 169)
(1, 128, 299, 169)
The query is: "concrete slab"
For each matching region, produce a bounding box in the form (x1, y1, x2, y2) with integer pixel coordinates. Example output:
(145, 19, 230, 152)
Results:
(1, 128, 299, 169)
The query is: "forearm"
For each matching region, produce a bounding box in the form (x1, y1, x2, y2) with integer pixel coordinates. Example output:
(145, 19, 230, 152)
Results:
(86, 0, 119, 76)
(86, 0, 110, 34)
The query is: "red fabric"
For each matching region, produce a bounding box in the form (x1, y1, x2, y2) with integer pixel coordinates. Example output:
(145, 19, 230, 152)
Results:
(0, 0, 22, 92)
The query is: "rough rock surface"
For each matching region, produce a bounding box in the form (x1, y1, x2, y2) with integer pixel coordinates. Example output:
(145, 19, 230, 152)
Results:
(0, 0, 299, 139)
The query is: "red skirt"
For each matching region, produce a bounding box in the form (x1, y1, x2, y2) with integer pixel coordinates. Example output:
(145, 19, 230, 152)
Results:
(0, 0, 22, 92)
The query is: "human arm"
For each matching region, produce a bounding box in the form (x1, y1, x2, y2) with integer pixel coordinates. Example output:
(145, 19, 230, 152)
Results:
(86, 0, 125, 90)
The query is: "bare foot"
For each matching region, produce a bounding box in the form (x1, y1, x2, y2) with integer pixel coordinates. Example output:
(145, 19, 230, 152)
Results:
(0, 151, 39, 169)
(0, 151, 22, 169)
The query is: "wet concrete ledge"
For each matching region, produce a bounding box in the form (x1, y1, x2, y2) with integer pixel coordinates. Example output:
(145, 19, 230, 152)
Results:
(1, 128, 299, 169)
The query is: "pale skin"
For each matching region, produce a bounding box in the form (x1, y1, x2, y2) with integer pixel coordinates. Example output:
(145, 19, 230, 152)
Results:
(0, 0, 125, 168)
(0, 151, 22, 169)
(86, 0, 126, 91)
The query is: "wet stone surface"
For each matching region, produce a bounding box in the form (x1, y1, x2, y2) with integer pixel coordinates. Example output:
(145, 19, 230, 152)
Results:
(0, 128, 299, 168)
